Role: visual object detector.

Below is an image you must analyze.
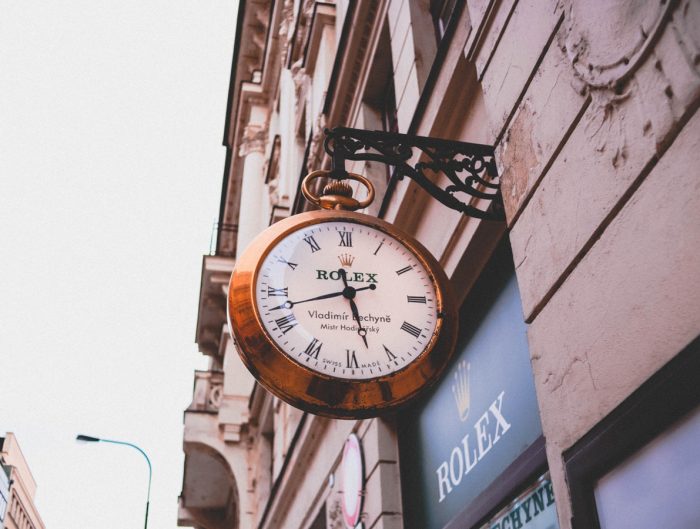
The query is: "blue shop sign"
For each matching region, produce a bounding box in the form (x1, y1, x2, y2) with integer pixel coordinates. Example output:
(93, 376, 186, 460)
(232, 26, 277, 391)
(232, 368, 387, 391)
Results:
(400, 271, 543, 529)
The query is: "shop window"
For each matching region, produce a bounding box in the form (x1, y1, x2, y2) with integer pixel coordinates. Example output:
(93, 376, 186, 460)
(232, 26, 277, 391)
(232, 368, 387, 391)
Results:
(399, 238, 549, 529)
(566, 335, 700, 529)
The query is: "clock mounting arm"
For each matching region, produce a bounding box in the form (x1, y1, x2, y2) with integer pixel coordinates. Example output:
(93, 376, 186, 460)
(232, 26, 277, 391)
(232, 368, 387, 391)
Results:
(322, 126, 504, 221)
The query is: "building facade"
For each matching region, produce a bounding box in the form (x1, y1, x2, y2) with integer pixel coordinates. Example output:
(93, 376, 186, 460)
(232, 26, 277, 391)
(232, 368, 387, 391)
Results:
(179, 1, 700, 529)
(0, 461, 9, 524)
(1, 434, 46, 529)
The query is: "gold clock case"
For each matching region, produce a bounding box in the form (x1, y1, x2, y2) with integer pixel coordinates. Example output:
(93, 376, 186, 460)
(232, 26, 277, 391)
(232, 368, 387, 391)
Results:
(227, 210, 458, 419)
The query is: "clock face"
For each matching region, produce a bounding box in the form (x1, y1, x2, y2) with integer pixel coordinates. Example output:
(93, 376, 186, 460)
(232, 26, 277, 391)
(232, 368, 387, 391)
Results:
(253, 220, 439, 380)
(228, 209, 457, 418)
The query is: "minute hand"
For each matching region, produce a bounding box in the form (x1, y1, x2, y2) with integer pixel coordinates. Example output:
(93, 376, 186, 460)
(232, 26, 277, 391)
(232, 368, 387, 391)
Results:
(270, 285, 376, 310)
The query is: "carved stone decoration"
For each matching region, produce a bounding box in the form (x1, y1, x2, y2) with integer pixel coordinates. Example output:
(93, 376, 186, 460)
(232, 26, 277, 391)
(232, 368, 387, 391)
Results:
(239, 3, 270, 80)
(308, 113, 327, 171)
(208, 383, 223, 410)
(562, 0, 700, 166)
(291, 59, 308, 126)
(563, 0, 675, 90)
(279, 0, 295, 66)
(239, 123, 268, 157)
(290, 0, 317, 65)
(265, 135, 282, 205)
(672, 0, 700, 72)
(583, 88, 632, 169)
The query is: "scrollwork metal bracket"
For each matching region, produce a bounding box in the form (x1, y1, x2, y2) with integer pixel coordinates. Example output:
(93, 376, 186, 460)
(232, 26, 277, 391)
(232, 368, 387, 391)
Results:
(322, 127, 503, 221)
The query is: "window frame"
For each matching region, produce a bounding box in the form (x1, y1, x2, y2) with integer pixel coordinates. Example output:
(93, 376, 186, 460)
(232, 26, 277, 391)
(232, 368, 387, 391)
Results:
(565, 334, 700, 529)
(430, 0, 459, 41)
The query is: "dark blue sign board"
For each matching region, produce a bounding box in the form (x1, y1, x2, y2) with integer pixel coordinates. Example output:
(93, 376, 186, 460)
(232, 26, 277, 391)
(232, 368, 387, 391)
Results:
(400, 253, 543, 529)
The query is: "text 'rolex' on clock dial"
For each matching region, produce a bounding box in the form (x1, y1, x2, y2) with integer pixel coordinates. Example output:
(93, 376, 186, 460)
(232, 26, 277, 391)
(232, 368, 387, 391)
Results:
(254, 221, 439, 380)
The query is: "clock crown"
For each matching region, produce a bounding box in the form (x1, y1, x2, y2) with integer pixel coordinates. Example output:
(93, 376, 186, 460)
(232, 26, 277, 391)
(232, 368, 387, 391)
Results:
(338, 253, 355, 267)
(451, 360, 471, 422)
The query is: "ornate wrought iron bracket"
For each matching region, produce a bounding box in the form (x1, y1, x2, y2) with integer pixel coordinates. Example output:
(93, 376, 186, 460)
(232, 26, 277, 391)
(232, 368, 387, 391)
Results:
(322, 127, 503, 221)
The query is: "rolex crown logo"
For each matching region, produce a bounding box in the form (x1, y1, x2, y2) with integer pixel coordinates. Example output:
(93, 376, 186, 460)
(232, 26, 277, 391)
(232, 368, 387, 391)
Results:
(451, 360, 471, 422)
(338, 253, 355, 267)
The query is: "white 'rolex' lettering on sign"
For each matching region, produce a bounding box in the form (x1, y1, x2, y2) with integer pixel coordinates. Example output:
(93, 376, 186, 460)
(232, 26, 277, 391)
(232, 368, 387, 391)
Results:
(435, 391, 511, 502)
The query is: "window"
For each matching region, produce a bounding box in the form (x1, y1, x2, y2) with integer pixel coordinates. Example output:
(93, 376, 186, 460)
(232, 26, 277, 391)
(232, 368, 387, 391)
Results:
(595, 406, 700, 529)
(380, 77, 398, 135)
(566, 335, 700, 529)
(430, 0, 459, 40)
(399, 239, 549, 529)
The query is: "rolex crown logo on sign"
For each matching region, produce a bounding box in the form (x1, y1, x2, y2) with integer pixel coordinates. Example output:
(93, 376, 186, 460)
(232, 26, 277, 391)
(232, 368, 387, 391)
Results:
(451, 360, 471, 422)
(338, 253, 355, 267)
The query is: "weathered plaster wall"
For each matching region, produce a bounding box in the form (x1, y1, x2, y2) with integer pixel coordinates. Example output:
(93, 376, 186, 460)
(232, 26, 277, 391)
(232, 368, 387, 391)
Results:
(530, 108, 700, 526)
(387, 1, 699, 526)
(496, 1, 700, 527)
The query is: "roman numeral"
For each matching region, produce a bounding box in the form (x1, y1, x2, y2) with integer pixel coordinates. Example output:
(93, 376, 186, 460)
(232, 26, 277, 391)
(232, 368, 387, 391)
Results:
(400, 321, 422, 338)
(267, 286, 288, 297)
(304, 338, 322, 359)
(274, 314, 297, 334)
(338, 231, 352, 247)
(303, 235, 321, 253)
(383, 345, 397, 361)
(396, 265, 413, 275)
(407, 295, 426, 303)
(346, 349, 359, 369)
(277, 257, 298, 270)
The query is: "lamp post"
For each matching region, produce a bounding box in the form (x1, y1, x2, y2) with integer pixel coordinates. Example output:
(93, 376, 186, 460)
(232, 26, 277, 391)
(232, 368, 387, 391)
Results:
(76, 434, 152, 529)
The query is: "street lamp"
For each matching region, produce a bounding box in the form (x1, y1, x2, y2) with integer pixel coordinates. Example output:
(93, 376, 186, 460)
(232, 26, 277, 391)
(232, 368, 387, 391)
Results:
(76, 434, 152, 529)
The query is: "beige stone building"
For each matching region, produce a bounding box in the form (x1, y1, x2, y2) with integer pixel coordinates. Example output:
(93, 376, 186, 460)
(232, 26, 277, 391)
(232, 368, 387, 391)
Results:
(1, 434, 46, 529)
(179, 1, 700, 529)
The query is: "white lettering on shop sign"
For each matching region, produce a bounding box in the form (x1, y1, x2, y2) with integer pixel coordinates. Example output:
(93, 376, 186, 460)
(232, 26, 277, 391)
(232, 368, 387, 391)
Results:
(436, 391, 511, 502)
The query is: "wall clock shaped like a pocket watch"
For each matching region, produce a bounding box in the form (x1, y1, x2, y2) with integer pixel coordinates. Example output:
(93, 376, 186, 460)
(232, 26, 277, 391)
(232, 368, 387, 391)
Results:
(228, 171, 457, 418)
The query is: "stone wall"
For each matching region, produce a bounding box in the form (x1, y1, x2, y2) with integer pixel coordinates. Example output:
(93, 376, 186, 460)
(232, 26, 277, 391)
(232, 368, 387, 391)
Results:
(471, 1, 699, 526)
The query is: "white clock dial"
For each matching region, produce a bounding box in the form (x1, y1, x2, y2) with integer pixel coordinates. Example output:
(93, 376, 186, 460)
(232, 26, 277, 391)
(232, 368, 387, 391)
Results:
(254, 220, 439, 380)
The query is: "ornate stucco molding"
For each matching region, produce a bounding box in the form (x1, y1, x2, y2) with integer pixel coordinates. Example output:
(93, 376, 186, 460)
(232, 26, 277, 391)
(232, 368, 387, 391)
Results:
(291, 59, 308, 126)
(279, 0, 295, 65)
(562, 0, 700, 164)
(563, 0, 676, 91)
(307, 113, 327, 172)
(239, 123, 268, 157)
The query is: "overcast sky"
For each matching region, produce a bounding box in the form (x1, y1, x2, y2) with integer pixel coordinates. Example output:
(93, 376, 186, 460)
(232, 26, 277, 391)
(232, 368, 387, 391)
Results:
(1, 1, 236, 527)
